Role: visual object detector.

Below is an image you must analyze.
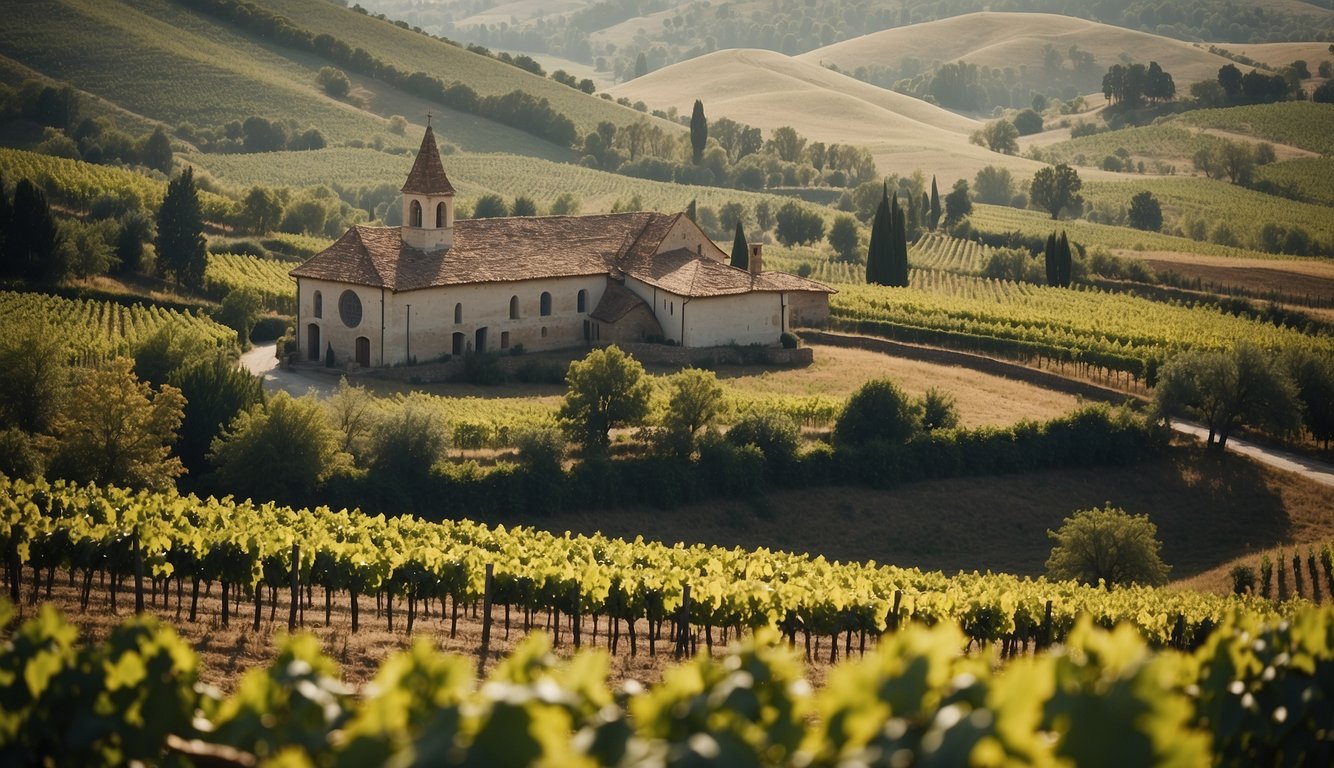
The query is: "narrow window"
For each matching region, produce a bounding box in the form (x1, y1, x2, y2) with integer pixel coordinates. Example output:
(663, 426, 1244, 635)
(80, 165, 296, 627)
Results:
(312, 290, 322, 318)
(509, 295, 520, 319)
(540, 291, 552, 316)
(409, 200, 422, 227)
(501, 331, 510, 349)
(541, 326, 548, 338)
(454, 302, 463, 324)
(435, 202, 445, 228)
(577, 289, 587, 313)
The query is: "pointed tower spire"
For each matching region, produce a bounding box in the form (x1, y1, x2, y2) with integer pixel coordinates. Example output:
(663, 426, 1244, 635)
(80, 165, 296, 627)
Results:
(401, 124, 456, 251)
(401, 125, 456, 196)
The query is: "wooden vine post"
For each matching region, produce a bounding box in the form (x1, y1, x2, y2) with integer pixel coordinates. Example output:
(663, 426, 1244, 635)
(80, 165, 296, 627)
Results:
(288, 543, 299, 633)
(132, 529, 145, 615)
(477, 563, 494, 676)
(674, 583, 691, 659)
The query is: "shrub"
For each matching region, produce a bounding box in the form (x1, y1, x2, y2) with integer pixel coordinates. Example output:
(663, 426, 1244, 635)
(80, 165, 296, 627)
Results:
(726, 409, 799, 472)
(779, 332, 800, 349)
(833, 378, 920, 448)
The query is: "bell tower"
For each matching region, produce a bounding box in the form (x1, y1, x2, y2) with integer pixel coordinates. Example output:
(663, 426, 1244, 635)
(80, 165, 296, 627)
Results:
(400, 119, 456, 252)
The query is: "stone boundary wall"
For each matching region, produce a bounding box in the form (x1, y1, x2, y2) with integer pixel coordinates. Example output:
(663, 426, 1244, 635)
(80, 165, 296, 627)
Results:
(354, 342, 813, 383)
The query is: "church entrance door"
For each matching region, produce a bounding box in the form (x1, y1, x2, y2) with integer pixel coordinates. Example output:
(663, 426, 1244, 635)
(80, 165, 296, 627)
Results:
(355, 336, 370, 367)
(452, 332, 464, 356)
(307, 324, 320, 361)
(475, 327, 487, 353)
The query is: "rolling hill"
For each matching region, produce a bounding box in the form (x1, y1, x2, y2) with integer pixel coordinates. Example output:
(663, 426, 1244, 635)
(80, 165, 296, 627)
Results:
(608, 48, 1074, 182)
(800, 12, 1245, 93)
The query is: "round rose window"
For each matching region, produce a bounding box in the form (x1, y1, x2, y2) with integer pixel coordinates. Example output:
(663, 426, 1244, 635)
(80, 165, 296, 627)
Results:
(339, 290, 362, 328)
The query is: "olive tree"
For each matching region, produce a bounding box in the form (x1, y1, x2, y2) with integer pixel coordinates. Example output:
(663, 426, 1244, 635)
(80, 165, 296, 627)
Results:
(1153, 343, 1301, 450)
(1046, 504, 1170, 588)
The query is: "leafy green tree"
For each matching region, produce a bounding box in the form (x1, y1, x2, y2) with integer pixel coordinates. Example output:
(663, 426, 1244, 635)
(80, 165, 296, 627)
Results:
(1216, 140, 1255, 185)
(316, 66, 351, 98)
(1030, 164, 1083, 220)
(133, 325, 218, 387)
(659, 367, 726, 458)
(472, 194, 508, 218)
(634, 52, 648, 78)
(827, 214, 860, 262)
(1046, 504, 1170, 588)
(917, 387, 960, 432)
(1284, 349, 1334, 449)
(209, 391, 349, 503)
(238, 187, 284, 235)
(774, 201, 824, 246)
(690, 99, 707, 165)
(49, 358, 185, 490)
(1012, 109, 1044, 136)
(729, 220, 748, 270)
(943, 179, 972, 227)
(973, 166, 1015, 205)
(510, 196, 538, 217)
(325, 377, 376, 460)
(1153, 343, 1302, 451)
(725, 408, 799, 465)
(114, 209, 154, 274)
(156, 167, 207, 291)
(766, 126, 806, 163)
(215, 288, 263, 347)
(1127, 191, 1163, 232)
(558, 345, 652, 453)
(550, 193, 581, 215)
(61, 219, 115, 279)
(140, 127, 173, 174)
(368, 399, 448, 495)
(975, 120, 1019, 154)
(833, 378, 920, 448)
(0, 321, 68, 434)
(168, 352, 264, 474)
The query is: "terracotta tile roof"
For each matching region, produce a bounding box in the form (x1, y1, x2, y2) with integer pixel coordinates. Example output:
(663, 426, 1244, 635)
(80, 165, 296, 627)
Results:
(589, 282, 649, 322)
(291, 211, 834, 298)
(626, 248, 835, 297)
(292, 213, 661, 290)
(400, 126, 456, 196)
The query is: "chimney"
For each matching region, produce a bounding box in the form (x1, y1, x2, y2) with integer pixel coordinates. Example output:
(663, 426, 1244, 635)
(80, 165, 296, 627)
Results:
(748, 243, 764, 275)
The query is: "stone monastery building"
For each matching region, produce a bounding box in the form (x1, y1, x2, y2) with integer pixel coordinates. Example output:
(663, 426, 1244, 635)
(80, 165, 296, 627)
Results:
(292, 126, 833, 367)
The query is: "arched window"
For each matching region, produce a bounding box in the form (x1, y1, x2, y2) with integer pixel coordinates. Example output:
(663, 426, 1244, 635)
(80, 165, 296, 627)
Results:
(509, 295, 520, 319)
(435, 202, 445, 228)
(409, 200, 422, 227)
(541, 326, 548, 338)
(540, 292, 552, 316)
(577, 289, 587, 313)
(312, 290, 323, 318)
(454, 302, 463, 324)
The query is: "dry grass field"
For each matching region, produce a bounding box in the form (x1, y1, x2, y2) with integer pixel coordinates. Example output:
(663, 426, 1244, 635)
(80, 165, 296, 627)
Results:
(1128, 249, 1334, 309)
(606, 48, 1056, 182)
(800, 12, 1243, 89)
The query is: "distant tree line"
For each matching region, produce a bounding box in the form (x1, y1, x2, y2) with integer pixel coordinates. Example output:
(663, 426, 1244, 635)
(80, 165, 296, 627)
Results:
(0, 81, 174, 174)
(177, 0, 580, 147)
(176, 115, 326, 154)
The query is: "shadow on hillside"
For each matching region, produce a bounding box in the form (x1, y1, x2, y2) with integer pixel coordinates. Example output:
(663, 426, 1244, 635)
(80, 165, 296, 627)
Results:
(517, 445, 1299, 582)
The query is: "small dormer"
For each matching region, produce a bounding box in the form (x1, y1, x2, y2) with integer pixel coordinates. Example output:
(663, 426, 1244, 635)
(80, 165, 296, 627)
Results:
(400, 123, 456, 252)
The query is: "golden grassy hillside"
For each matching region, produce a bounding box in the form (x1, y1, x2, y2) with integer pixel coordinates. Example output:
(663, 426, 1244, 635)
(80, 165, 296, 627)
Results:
(801, 12, 1241, 88)
(606, 48, 1056, 182)
(1226, 42, 1334, 71)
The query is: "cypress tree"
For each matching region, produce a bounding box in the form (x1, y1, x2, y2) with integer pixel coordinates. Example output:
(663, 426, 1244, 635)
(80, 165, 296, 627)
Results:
(690, 100, 708, 165)
(890, 193, 909, 287)
(730, 220, 748, 270)
(685, 198, 697, 222)
(8, 178, 63, 283)
(0, 172, 9, 276)
(1044, 232, 1058, 286)
(156, 167, 206, 291)
(1057, 231, 1072, 286)
(919, 191, 930, 228)
(865, 185, 891, 285)
(928, 175, 941, 230)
